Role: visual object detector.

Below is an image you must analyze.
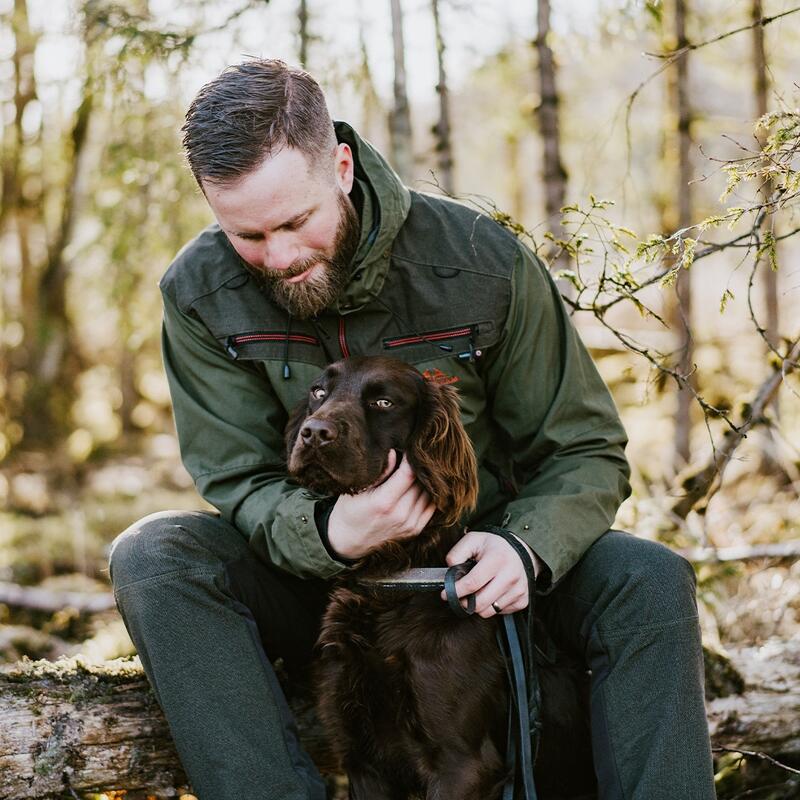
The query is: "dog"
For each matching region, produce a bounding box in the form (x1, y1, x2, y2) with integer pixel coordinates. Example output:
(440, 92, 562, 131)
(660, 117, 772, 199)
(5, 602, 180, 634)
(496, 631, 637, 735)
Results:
(285, 355, 594, 800)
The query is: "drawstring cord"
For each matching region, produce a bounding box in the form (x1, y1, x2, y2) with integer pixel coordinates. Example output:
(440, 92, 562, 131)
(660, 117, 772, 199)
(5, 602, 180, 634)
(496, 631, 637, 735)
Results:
(283, 315, 292, 379)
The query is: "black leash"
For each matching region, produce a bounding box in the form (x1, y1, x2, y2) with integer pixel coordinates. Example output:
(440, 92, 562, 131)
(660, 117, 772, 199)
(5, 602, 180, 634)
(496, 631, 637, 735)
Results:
(359, 530, 542, 800)
(442, 527, 541, 800)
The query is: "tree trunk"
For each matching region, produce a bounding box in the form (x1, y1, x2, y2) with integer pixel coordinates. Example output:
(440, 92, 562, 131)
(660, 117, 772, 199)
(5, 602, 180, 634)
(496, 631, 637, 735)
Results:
(667, 0, 695, 471)
(534, 0, 568, 268)
(506, 130, 526, 224)
(8, 1, 95, 447)
(20, 81, 93, 445)
(388, 0, 413, 182)
(298, 0, 309, 67)
(2, 0, 39, 438)
(1, 640, 799, 798)
(430, 0, 454, 194)
(751, 0, 779, 354)
(356, 1, 384, 146)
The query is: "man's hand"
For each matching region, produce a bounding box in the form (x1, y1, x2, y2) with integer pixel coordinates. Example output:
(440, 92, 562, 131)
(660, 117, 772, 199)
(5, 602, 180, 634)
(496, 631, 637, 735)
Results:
(440, 531, 539, 617)
(327, 450, 436, 560)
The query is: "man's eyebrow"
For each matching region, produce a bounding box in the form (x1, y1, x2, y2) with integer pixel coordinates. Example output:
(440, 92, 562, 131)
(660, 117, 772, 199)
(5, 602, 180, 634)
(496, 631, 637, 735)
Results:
(232, 206, 317, 237)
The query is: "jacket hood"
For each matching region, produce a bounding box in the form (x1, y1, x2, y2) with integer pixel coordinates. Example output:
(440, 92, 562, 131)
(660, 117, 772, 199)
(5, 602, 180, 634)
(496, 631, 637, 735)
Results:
(334, 121, 411, 313)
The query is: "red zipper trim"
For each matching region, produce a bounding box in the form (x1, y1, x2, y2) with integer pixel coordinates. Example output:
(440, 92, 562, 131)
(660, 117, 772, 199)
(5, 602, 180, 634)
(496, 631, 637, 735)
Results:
(231, 333, 319, 346)
(339, 317, 350, 359)
(384, 326, 473, 349)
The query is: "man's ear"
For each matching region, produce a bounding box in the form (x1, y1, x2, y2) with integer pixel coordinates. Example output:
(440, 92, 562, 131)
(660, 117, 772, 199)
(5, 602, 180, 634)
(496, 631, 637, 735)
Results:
(334, 142, 354, 194)
(406, 379, 478, 528)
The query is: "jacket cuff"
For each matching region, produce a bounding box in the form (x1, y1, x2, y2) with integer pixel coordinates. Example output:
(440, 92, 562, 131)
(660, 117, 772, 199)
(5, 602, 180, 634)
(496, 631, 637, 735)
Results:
(315, 497, 357, 566)
(499, 516, 555, 593)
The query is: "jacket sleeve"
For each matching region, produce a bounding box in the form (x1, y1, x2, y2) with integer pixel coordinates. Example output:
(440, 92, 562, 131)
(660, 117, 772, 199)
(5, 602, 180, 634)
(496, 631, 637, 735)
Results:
(160, 289, 349, 579)
(482, 244, 631, 592)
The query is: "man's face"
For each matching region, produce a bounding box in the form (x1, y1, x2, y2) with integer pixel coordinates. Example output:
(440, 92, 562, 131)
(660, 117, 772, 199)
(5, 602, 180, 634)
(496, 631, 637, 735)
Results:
(203, 144, 360, 318)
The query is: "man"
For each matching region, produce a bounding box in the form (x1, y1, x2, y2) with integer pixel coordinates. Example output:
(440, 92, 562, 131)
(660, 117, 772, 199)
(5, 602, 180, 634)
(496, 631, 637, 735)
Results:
(109, 59, 715, 799)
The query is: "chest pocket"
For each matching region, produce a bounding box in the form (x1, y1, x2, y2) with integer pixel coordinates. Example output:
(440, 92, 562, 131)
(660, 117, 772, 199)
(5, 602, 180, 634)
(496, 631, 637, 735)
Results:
(382, 321, 495, 365)
(221, 330, 327, 368)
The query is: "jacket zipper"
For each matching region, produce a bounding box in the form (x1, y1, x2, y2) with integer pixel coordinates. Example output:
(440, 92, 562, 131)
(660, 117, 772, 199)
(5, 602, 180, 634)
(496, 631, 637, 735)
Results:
(384, 326, 473, 348)
(383, 324, 482, 361)
(338, 317, 350, 359)
(225, 332, 319, 359)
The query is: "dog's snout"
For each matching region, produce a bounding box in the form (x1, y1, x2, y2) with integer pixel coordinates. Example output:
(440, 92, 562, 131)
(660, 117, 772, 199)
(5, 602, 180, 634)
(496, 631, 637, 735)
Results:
(300, 418, 339, 446)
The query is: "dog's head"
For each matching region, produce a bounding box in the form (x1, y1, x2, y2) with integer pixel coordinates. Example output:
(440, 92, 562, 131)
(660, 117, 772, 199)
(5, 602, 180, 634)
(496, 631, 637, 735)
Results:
(285, 356, 477, 527)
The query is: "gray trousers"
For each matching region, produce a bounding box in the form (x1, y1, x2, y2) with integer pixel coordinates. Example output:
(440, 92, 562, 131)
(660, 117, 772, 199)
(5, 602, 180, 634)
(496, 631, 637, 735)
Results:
(109, 511, 716, 800)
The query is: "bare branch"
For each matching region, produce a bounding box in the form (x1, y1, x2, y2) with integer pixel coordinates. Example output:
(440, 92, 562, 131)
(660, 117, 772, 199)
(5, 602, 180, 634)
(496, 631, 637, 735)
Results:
(713, 745, 800, 776)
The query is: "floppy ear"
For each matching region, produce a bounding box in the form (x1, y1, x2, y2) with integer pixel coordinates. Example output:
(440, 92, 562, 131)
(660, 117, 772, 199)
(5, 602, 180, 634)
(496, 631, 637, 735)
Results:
(407, 378, 478, 528)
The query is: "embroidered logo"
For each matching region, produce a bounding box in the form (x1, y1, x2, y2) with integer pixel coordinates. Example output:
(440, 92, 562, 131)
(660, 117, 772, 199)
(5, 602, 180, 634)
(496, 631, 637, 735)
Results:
(422, 368, 460, 385)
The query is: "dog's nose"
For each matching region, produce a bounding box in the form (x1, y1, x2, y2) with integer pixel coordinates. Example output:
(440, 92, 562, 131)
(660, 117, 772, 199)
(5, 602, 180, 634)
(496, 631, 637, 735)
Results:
(300, 418, 338, 446)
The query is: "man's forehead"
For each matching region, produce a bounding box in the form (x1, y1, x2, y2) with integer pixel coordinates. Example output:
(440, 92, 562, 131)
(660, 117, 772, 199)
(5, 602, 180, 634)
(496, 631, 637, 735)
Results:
(203, 147, 320, 226)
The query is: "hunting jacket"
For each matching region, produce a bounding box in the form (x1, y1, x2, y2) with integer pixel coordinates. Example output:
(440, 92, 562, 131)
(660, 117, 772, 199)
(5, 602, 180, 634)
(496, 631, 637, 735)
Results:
(159, 121, 631, 592)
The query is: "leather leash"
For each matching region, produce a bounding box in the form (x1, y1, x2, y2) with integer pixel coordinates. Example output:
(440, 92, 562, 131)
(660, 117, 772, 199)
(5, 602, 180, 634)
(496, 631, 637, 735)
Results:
(357, 527, 541, 800)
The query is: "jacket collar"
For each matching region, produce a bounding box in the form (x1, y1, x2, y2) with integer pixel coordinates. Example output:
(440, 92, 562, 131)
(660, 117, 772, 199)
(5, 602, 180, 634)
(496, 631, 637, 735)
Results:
(333, 121, 411, 314)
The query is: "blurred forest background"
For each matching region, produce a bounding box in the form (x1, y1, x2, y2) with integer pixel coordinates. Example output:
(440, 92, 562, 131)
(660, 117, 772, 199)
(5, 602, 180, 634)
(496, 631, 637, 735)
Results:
(1, 0, 800, 797)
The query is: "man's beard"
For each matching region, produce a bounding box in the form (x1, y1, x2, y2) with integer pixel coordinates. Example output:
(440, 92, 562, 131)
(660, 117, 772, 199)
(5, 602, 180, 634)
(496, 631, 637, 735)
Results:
(248, 190, 361, 319)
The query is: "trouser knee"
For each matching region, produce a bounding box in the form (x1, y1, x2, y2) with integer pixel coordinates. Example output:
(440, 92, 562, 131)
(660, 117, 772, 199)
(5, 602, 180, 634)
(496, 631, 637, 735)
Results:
(109, 510, 249, 594)
(586, 531, 699, 632)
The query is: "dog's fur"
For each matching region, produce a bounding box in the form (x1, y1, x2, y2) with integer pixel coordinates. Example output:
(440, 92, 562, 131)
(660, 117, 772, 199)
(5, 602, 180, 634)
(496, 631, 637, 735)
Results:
(285, 356, 594, 800)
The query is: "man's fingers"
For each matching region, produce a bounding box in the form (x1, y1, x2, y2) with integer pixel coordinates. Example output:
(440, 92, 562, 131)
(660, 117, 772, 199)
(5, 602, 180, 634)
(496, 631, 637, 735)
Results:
(375, 453, 416, 498)
(444, 532, 483, 567)
(473, 580, 529, 618)
(409, 490, 435, 530)
(439, 554, 495, 602)
(370, 449, 398, 486)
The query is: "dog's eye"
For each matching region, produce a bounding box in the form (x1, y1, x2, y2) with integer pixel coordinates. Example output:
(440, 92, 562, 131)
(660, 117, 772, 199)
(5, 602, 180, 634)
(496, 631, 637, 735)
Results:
(374, 399, 393, 409)
(311, 387, 327, 400)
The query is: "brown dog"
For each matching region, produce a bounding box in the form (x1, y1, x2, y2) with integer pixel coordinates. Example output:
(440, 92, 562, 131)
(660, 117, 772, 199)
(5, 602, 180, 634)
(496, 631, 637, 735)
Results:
(285, 356, 510, 800)
(285, 356, 596, 800)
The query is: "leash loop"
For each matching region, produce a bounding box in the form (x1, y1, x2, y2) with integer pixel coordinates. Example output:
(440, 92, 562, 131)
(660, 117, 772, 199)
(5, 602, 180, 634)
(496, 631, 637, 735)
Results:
(444, 559, 476, 617)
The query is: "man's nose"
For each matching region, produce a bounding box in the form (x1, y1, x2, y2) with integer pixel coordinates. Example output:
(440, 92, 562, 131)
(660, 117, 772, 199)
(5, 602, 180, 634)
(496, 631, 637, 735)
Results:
(262, 236, 299, 272)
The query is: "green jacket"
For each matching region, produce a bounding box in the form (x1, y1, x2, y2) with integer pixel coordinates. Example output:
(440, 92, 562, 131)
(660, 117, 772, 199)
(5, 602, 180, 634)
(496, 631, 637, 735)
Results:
(159, 121, 630, 592)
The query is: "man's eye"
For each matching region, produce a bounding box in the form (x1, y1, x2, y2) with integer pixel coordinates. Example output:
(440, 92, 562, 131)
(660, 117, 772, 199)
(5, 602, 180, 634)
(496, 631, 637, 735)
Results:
(311, 387, 327, 400)
(374, 399, 393, 409)
(282, 216, 308, 231)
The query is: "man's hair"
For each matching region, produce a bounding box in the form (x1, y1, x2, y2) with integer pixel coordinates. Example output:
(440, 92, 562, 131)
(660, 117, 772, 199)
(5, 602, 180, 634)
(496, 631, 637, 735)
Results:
(181, 59, 337, 186)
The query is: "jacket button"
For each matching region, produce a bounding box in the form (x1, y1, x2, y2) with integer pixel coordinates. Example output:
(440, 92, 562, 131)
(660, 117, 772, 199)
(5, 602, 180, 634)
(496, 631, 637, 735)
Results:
(523, 524, 530, 531)
(354, 270, 364, 280)
(301, 515, 308, 524)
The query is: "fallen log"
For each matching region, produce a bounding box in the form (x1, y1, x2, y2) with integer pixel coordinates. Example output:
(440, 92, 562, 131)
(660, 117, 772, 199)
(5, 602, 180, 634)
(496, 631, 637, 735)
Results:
(0, 581, 116, 615)
(0, 639, 798, 799)
(707, 638, 800, 757)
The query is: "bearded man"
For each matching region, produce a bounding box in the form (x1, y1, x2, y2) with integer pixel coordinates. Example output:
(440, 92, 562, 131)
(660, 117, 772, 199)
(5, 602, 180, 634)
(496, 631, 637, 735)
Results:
(109, 59, 716, 800)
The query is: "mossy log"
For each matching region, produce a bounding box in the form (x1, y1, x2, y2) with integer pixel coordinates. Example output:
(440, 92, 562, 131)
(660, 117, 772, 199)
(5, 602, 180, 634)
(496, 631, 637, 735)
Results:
(1, 640, 799, 799)
(0, 657, 331, 799)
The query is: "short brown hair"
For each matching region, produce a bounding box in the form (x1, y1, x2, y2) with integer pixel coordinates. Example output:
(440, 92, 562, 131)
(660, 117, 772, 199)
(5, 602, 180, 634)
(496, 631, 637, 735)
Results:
(181, 59, 336, 186)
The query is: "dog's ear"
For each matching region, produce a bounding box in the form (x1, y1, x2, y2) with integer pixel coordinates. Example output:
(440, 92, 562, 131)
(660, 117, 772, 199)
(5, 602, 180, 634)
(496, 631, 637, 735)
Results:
(407, 378, 478, 528)
(284, 401, 309, 463)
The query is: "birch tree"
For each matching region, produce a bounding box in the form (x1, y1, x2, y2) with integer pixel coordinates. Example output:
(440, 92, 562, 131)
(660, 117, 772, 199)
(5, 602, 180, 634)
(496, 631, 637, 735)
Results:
(431, 0, 454, 193)
(665, 0, 695, 469)
(535, 0, 568, 268)
(298, 0, 309, 67)
(751, 0, 778, 352)
(388, 0, 413, 182)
